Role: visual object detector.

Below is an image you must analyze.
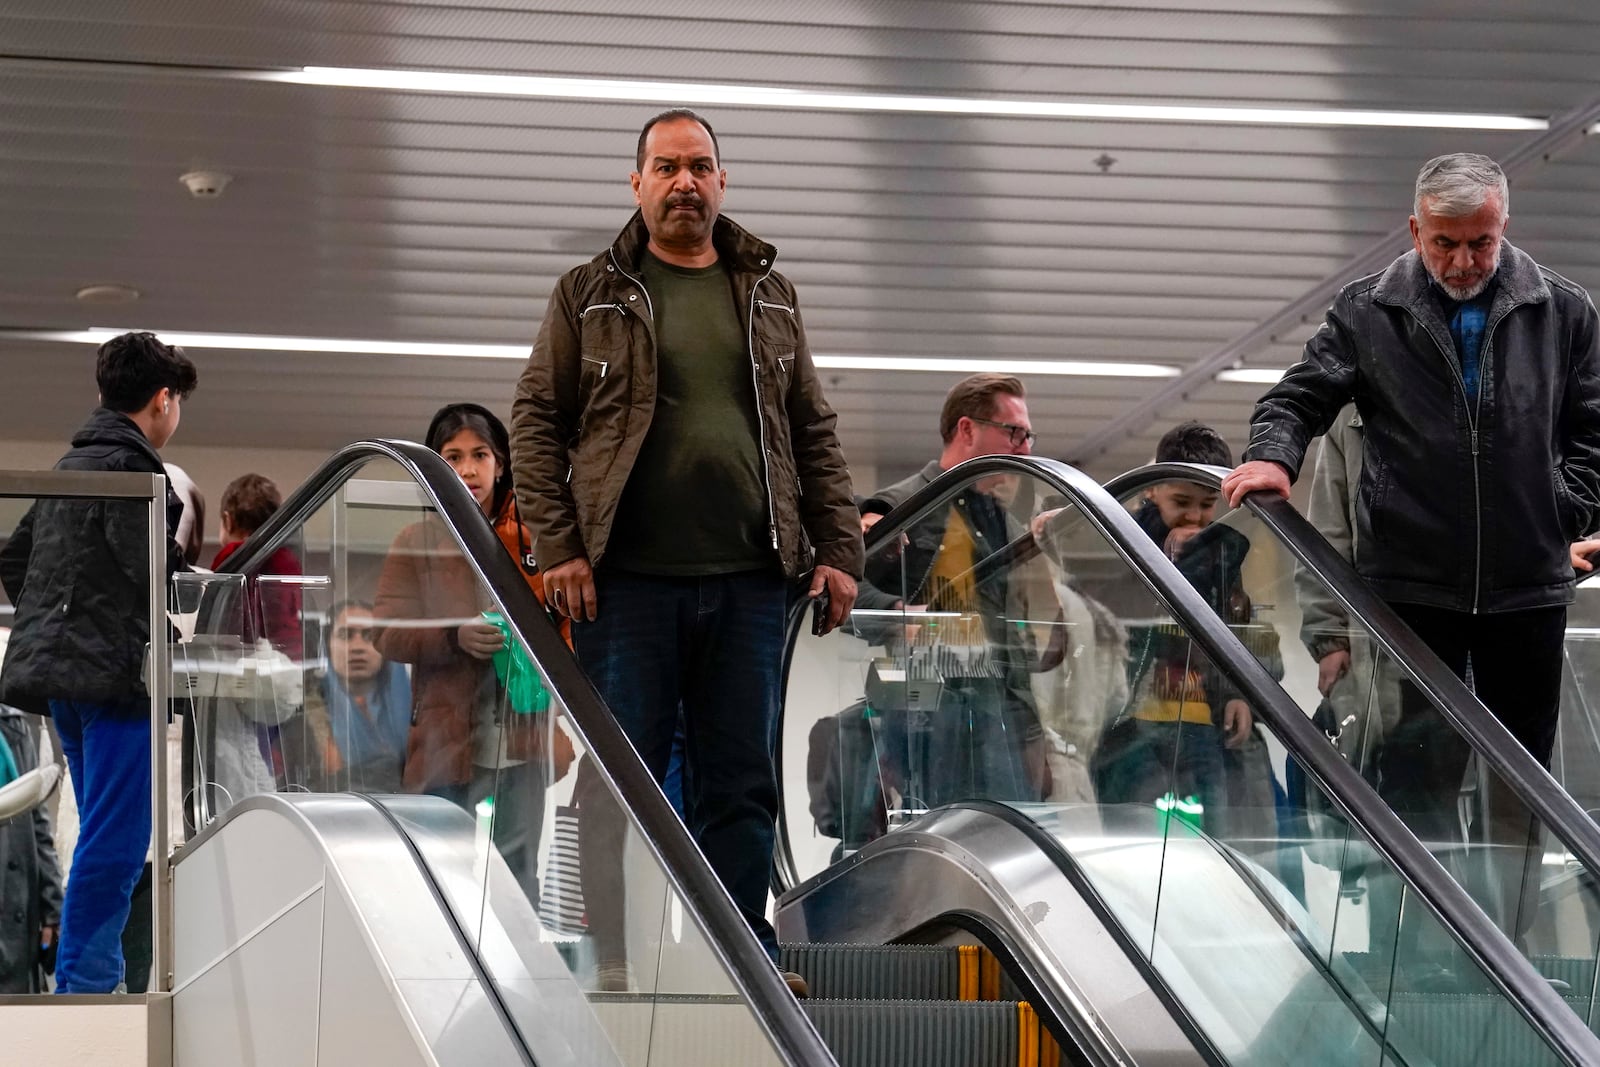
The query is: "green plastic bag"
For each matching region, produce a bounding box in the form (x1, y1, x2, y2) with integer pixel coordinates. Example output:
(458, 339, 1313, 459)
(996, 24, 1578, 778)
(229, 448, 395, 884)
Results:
(1154, 792, 1204, 834)
(482, 611, 550, 715)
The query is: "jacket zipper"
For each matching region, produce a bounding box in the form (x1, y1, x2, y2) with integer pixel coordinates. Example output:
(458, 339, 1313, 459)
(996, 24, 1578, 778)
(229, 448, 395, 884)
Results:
(1414, 302, 1507, 614)
(579, 302, 628, 319)
(755, 299, 795, 316)
(749, 268, 781, 551)
(581, 357, 609, 379)
(607, 253, 655, 321)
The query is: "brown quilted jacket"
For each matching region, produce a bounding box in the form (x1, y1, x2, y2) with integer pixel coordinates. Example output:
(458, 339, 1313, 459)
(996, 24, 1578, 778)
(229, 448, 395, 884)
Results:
(510, 211, 863, 581)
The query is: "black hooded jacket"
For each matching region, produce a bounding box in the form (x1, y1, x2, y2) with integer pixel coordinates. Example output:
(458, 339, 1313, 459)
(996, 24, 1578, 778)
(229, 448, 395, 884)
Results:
(0, 408, 186, 710)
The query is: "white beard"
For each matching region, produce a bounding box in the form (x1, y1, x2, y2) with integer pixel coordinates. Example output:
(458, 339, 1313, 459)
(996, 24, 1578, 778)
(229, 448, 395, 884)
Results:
(1431, 248, 1501, 302)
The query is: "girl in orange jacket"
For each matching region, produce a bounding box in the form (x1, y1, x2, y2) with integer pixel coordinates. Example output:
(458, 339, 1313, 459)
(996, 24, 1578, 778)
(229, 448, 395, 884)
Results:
(375, 403, 572, 906)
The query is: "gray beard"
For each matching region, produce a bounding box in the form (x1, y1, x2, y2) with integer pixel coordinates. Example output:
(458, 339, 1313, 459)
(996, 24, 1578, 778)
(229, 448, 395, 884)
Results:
(1431, 254, 1500, 302)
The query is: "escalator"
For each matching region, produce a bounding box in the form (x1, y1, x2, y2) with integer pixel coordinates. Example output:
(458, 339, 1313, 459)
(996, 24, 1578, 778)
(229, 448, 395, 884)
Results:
(178, 442, 1600, 1065)
(1101, 464, 1600, 1041)
(774, 454, 1600, 1066)
(174, 441, 834, 1067)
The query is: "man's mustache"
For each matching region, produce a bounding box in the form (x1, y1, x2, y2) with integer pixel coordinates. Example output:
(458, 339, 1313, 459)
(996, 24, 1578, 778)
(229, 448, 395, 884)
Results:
(665, 195, 703, 211)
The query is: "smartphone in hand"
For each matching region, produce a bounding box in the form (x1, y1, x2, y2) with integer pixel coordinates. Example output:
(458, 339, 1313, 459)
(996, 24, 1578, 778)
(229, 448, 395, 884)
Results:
(811, 588, 832, 636)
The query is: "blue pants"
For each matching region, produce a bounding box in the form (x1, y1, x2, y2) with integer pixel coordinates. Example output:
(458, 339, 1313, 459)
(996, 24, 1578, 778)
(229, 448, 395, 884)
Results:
(573, 569, 789, 962)
(50, 699, 152, 994)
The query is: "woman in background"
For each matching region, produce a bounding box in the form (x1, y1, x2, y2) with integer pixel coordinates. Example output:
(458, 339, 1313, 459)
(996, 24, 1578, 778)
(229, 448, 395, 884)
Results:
(374, 404, 572, 905)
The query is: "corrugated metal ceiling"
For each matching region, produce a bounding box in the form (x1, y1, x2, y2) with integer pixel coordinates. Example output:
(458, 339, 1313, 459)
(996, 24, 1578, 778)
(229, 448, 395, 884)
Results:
(4, 1, 1599, 480)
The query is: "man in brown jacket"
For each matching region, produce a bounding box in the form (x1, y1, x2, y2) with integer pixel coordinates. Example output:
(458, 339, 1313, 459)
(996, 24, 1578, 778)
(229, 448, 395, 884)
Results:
(510, 108, 862, 995)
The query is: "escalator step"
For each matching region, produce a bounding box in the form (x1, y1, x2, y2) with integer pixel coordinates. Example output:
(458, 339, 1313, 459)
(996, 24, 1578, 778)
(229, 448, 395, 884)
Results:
(780, 943, 967, 1001)
(802, 999, 1022, 1067)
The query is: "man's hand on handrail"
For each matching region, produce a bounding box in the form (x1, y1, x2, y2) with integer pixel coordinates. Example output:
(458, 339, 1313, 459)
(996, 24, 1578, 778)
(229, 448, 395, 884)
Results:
(1221, 460, 1292, 508)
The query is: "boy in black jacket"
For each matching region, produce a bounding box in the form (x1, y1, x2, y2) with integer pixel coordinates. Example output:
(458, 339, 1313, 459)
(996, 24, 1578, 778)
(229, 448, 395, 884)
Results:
(0, 331, 196, 993)
(1093, 422, 1255, 821)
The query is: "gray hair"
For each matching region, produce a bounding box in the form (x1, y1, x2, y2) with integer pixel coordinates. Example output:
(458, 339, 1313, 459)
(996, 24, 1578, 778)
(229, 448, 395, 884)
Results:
(1414, 153, 1509, 219)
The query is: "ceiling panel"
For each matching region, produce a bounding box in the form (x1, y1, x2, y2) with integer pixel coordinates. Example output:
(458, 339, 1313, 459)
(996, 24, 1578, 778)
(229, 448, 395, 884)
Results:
(3, 1, 1599, 487)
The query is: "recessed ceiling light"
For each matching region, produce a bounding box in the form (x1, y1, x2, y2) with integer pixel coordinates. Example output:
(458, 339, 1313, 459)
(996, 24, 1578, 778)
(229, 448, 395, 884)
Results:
(267, 67, 1549, 132)
(0, 328, 1179, 378)
(74, 284, 141, 305)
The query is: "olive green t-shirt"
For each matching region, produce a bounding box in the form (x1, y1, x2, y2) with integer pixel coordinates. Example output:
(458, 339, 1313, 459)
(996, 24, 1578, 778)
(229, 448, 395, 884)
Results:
(605, 251, 772, 575)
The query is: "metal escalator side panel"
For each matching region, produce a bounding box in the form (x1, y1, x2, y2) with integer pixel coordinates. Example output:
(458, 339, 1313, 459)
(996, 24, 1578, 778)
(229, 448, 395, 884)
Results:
(171, 793, 538, 1066)
(778, 805, 1211, 1067)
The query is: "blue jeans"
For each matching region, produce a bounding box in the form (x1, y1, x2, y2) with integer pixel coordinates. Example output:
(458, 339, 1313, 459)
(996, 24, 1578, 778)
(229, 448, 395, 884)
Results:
(51, 699, 152, 994)
(573, 568, 788, 963)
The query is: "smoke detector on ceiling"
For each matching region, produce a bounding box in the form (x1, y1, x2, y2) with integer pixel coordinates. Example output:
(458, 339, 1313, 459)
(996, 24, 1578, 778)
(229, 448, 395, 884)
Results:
(179, 170, 233, 199)
(75, 283, 142, 305)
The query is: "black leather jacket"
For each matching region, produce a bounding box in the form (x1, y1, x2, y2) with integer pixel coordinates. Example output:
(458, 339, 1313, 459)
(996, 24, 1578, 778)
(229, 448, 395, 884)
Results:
(1243, 241, 1600, 613)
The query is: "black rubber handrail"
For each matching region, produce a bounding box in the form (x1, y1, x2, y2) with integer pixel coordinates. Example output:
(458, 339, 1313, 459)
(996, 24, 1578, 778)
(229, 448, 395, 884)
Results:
(777, 453, 1600, 1066)
(219, 439, 838, 1067)
(1107, 462, 1600, 927)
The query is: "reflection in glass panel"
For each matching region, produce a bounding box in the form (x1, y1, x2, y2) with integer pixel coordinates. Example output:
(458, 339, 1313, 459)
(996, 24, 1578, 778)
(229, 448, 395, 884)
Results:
(1104, 474, 1600, 1036)
(173, 455, 786, 1066)
(784, 465, 1566, 1064)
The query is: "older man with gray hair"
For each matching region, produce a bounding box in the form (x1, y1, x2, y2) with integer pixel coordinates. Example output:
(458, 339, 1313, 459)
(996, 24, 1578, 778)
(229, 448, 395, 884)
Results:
(1222, 152, 1600, 939)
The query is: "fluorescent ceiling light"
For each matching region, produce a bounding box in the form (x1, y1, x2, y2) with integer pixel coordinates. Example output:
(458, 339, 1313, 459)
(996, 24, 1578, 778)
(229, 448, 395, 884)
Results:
(7, 328, 527, 360)
(1216, 368, 1286, 384)
(2, 328, 1177, 378)
(271, 67, 1548, 132)
(813, 354, 1176, 377)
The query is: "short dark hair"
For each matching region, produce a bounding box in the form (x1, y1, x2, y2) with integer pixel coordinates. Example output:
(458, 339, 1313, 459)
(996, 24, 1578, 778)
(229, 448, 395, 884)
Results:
(96, 331, 197, 413)
(220, 473, 282, 537)
(1155, 421, 1234, 467)
(939, 373, 1026, 443)
(636, 108, 721, 171)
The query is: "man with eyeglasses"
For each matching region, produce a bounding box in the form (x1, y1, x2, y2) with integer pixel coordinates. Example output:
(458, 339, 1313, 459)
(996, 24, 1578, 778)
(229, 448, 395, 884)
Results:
(855, 373, 1051, 806)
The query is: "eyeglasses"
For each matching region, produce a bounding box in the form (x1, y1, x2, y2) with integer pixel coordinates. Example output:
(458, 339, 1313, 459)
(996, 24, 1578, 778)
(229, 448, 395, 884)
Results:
(970, 417, 1038, 449)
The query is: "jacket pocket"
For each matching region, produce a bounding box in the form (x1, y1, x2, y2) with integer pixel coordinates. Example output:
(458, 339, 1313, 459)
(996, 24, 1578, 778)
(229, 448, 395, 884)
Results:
(577, 306, 626, 412)
(1367, 455, 1390, 545)
(1554, 466, 1581, 541)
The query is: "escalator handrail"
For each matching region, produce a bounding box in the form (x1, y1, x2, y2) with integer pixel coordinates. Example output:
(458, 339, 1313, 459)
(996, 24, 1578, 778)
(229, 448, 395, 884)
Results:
(217, 439, 838, 1067)
(354, 794, 540, 1067)
(784, 798, 1227, 1067)
(1109, 461, 1600, 912)
(782, 453, 1600, 1066)
(956, 799, 1407, 1067)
